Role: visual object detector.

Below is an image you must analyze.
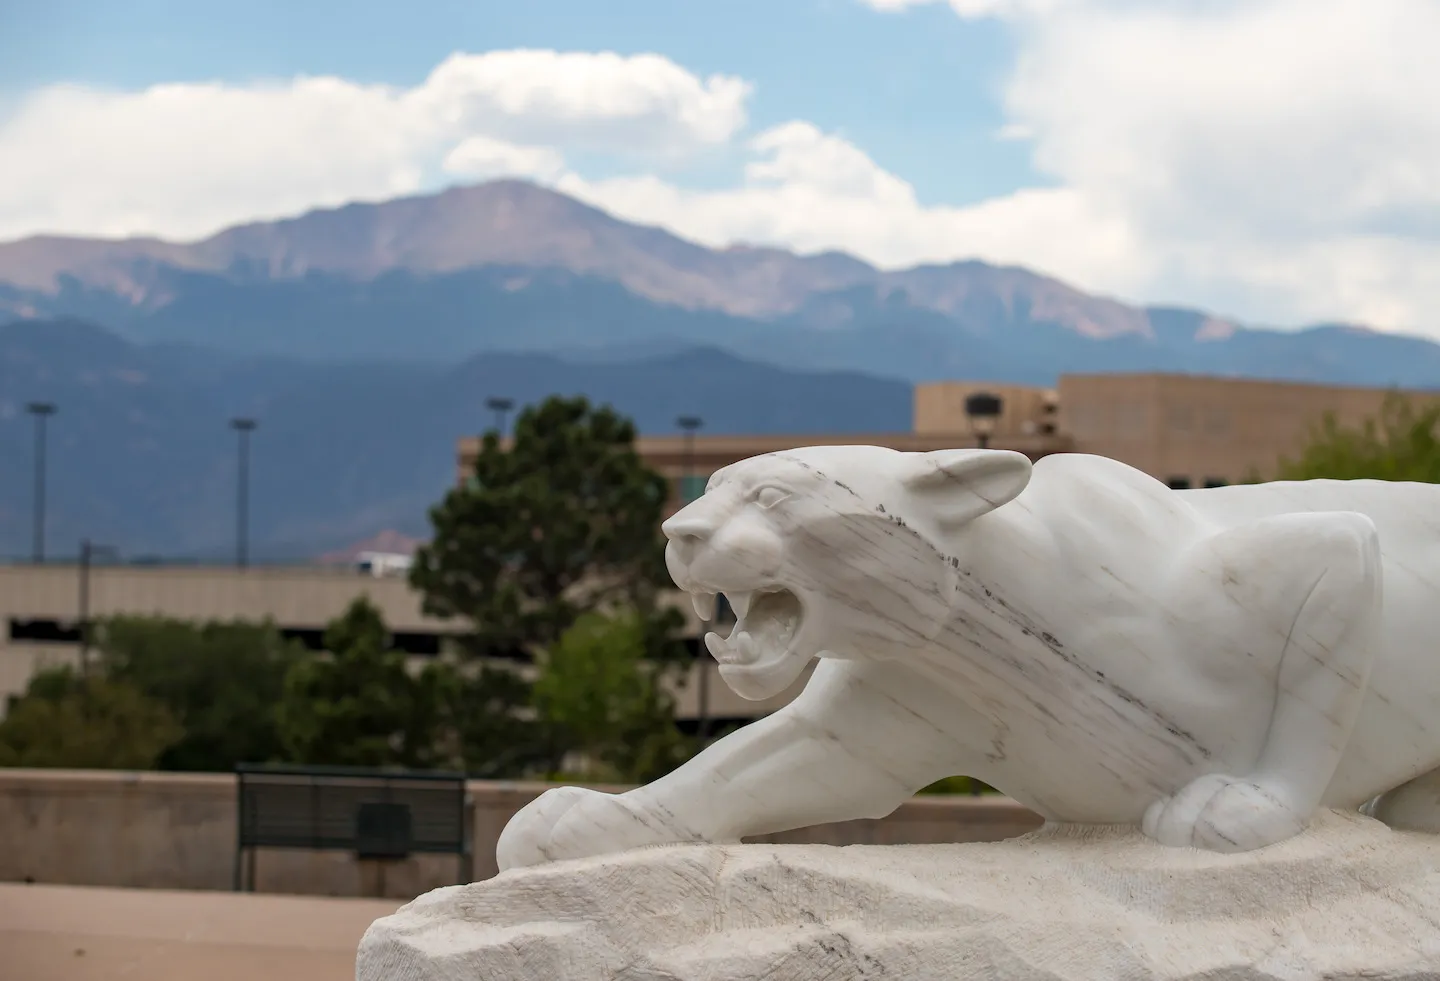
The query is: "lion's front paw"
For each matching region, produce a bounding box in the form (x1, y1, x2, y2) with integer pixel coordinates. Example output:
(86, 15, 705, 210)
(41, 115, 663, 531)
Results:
(1142, 773, 1307, 853)
(495, 785, 597, 872)
(495, 786, 696, 873)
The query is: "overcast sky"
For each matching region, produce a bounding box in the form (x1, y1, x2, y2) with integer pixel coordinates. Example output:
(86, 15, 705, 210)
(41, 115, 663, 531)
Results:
(3, 0, 1439, 337)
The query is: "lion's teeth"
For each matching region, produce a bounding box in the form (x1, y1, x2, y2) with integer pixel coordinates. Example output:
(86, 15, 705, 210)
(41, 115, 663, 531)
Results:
(737, 631, 758, 663)
(691, 591, 717, 621)
(705, 631, 733, 663)
(705, 630, 758, 665)
(728, 591, 752, 620)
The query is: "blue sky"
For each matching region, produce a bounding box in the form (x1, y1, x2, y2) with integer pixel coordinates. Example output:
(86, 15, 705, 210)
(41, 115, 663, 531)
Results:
(2, 0, 1439, 338)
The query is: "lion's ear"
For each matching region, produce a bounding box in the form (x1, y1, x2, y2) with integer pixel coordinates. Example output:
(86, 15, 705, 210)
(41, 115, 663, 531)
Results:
(899, 449, 1033, 527)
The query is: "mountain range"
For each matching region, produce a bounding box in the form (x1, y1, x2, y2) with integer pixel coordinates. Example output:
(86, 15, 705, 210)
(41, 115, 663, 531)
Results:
(2, 179, 1439, 557)
(0, 319, 910, 559)
(6, 179, 1440, 385)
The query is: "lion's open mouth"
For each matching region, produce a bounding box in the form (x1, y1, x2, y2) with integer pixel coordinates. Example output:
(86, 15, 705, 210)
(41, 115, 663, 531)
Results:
(703, 588, 804, 666)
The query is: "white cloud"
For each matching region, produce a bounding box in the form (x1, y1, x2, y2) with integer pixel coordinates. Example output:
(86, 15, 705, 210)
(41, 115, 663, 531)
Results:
(414, 50, 750, 152)
(987, 0, 1440, 329)
(558, 122, 1145, 289)
(441, 136, 566, 183)
(788, 0, 1439, 332)
(0, 50, 749, 241)
(857, 0, 1073, 18)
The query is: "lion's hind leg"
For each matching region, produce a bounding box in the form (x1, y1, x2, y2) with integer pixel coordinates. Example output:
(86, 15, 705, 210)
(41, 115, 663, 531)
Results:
(1145, 510, 1383, 852)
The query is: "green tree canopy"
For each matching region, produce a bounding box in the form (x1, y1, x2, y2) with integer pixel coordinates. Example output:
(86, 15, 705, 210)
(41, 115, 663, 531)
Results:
(1273, 393, 1440, 482)
(430, 661, 562, 779)
(98, 616, 304, 771)
(408, 395, 693, 779)
(410, 394, 674, 659)
(534, 610, 694, 784)
(275, 597, 452, 769)
(0, 666, 182, 770)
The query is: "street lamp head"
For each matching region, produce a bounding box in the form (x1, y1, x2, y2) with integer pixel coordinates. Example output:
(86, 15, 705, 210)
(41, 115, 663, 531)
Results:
(963, 391, 1004, 438)
(27, 402, 56, 416)
(677, 415, 703, 433)
(486, 397, 515, 413)
(230, 417, 257, 432)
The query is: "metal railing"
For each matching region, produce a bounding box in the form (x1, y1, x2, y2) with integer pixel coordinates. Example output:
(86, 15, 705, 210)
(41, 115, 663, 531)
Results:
(233, 764, 470, 892)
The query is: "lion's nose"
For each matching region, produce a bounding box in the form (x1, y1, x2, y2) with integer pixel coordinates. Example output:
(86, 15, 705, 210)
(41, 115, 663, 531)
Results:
(662, 507, 713, 542)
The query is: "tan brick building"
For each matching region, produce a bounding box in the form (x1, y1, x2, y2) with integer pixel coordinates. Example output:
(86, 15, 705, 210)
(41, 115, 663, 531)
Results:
(908, 372, 1434, 491)
(458, 372, 1434, 505)
(1050, 373, 1438, 489)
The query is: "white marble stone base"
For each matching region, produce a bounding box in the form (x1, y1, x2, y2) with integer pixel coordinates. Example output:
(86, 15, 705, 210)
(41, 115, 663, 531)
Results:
(357, 810, 1440, 981)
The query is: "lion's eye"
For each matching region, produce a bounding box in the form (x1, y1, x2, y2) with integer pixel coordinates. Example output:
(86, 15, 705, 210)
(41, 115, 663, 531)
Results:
(755, 486, 791, 509)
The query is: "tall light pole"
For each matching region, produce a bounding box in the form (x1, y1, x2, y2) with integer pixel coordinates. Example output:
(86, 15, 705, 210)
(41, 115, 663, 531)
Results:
(676, 414, 709, 742)
(27, 402, 56, 563)
(486, 396, 514, 437)
(77, 539, 118, 676)
(230, 418, 257, 568)
(964, 392, 1004, 450)
(677, 415, 703, 506)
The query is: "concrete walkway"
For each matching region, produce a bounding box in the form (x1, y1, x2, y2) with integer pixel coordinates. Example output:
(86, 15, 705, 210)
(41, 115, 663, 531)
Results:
(1, 882, 401, 981)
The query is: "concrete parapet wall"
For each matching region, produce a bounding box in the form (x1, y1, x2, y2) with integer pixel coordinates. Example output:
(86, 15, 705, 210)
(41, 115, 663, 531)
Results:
(0, 768, 1044, 899)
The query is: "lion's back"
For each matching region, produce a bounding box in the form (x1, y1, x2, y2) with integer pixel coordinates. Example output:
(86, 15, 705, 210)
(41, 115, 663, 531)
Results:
(1180, 478, 1440, 561)
(1025, 455, 1440, 578)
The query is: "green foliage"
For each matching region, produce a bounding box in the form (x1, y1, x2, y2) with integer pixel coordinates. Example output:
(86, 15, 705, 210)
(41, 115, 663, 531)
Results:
(410, 394, 673, 659)
(407, 395, 690, 779)
(917, 775, 997, 796)
(533, 610, 694, 783)
(98, 616, 304, 772)
(275, 598, 451, 769)
(431, 662, 563, 779)
(1273, 393, 1440, 482)
(0, 666, 182, 770)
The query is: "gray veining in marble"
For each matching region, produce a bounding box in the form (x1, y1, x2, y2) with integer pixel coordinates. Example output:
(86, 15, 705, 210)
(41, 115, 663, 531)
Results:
(497, 447, 1440, 870)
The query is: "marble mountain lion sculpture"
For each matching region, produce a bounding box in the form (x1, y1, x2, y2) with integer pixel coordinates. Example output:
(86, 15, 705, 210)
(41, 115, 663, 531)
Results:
(498, 447, 1440, 869)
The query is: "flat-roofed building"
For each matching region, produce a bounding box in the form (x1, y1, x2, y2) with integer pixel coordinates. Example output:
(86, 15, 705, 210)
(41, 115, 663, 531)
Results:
(0, 561, 772, 729)
(1053, 372, 1440, 489)
(0, 563, 453, 715)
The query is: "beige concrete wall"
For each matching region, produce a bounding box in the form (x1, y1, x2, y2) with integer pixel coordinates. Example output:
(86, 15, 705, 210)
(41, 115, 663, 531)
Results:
(0, 563, 445, 632)
(0, 563, 464, 709)
(0, 768, 468, 899)
(1059, 372, 1440, 486)
(913, 381, 1060, 438)
(0, 768, 1043, 899)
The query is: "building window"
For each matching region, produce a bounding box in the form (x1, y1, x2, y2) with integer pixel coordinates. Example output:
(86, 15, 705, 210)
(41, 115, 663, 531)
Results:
(1166, 477, 1192, 490)
(677, 474, 708, 503)
(1203, 478, 1229, 488)
(8, 619, 81, 644)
